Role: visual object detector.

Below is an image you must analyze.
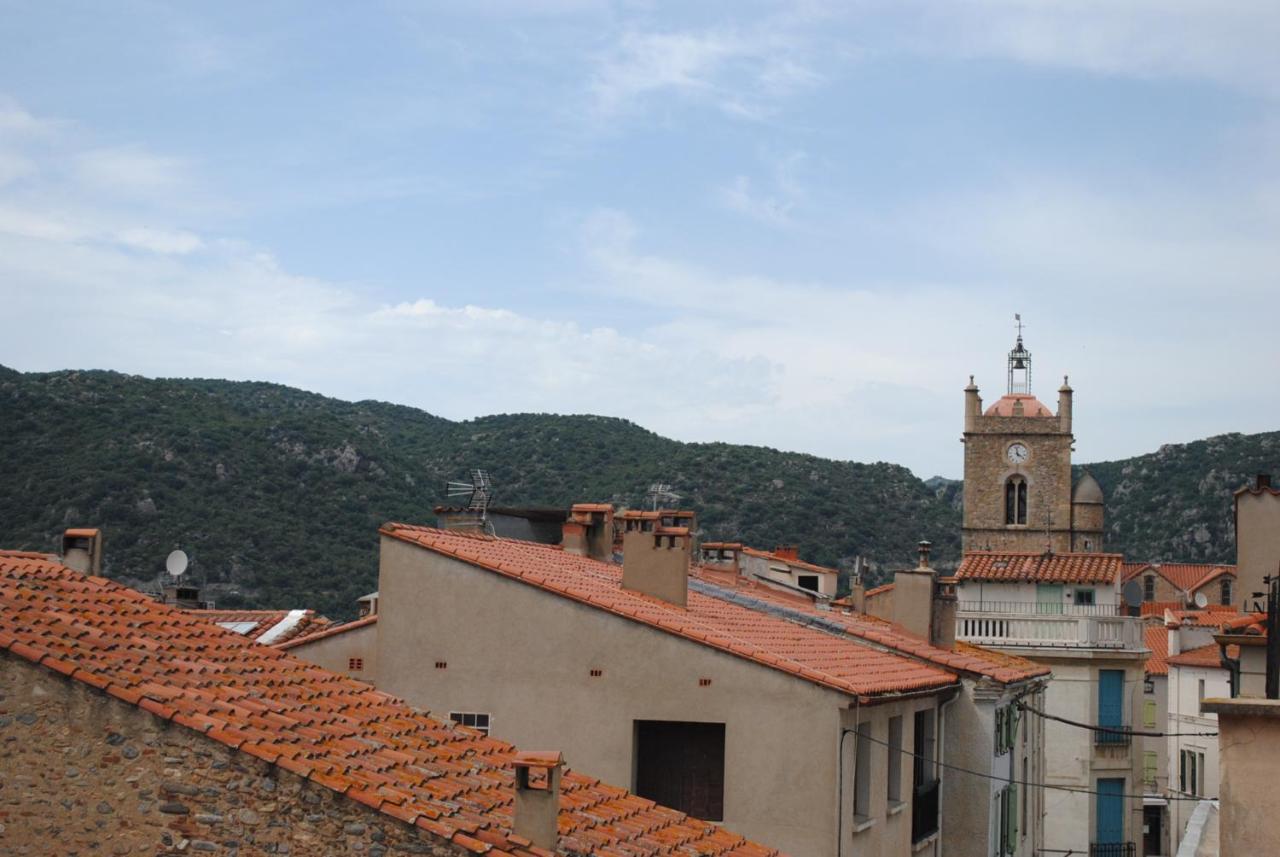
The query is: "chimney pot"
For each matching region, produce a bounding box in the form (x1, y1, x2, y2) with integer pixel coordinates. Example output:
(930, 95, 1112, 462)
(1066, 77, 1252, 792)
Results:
(511, 751, 563, 850)
(61, 527, 103, 576)
(917, 540, 932, 569)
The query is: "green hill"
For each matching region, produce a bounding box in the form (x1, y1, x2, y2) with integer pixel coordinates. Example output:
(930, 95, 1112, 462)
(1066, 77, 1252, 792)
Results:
(2, 367, 1275, 618)
(0, 367, 957, 617)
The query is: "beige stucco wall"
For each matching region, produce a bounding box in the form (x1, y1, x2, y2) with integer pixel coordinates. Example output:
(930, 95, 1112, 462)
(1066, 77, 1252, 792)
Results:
(1167, 662, 1228, 852)
(1234, 489, 1280, 613)
(285, 621, 378, 684)
(1203, 698, 1280, 857)
(375, 535, 948, 857)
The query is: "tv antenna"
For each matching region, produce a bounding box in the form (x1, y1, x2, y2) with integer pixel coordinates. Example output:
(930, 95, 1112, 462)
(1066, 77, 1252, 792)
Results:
(645, 482, 681, 511)
(446, 469, 495, 533)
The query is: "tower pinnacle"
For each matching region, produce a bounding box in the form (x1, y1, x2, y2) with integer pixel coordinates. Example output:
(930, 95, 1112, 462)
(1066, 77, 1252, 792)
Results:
(1007, 313, 1032, 395)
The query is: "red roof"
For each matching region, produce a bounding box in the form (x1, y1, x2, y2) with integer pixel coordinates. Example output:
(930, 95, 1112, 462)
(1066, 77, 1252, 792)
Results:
(277, 614, 379, 651)
(982, 394, 1054, 418)
(1122, 562, 1152, 584)
(382, 525, 959, 700)
(1166, 608, 1251, 632)
(1151, 563, 1235, 593)
(1144, 625, 1169, 676)
(1167, 642, 1238, 670)
(741, 547, 837, 577)
(1140, 601, 1183, 618)
(956, 552, 1123, 584)
(189, 608, 331, 645)
(687, 567, 1047, 685)
(0, 553, 779, 857)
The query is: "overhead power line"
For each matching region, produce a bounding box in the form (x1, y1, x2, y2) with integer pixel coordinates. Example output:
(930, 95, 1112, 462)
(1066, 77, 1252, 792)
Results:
(846, 727, 1215, 803)
(1017, 701, 1218, 738)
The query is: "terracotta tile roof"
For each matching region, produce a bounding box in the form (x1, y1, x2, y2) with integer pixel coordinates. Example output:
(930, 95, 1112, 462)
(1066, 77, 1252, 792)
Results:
(63, 527, 101, 539)
(864, 582, 894, 598)
(188, 608, 332, 645)
(686, 567, 1048, 685)
(955, 551, 1123, 584)
(1167, 642, 1238, 670)
(1217, 613, 1268, 635)
(982, 394, 1054, 418)
(1166, 608, 1250, 632)
(0, 553, 780, 857)
(1122, 562, 1153, 584)
(1140, 601, 1184, 618)
(740, 547, 837, 577)
(1144, 625, 1169, 676)
(382, 524, 959, 699)
(278, 614, 379, 651)
(1150, 563, 1235, 593)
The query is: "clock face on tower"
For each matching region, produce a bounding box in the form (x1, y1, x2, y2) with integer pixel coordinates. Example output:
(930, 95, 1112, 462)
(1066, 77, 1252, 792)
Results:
(1007, 442, 1029, 464)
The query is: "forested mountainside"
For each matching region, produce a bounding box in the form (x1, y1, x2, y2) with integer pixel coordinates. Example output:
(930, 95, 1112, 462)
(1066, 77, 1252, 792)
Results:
(2, 367, 1273, 618)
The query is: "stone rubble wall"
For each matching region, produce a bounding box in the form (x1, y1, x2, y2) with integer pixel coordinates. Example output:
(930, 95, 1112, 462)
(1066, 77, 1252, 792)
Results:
(0, 652, 464, 857)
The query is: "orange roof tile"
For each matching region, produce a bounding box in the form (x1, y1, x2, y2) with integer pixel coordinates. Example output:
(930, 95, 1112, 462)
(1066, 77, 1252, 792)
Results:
(0, 553, 780, 857)
(1167, 642, 1238, 670)
(1150, 563, 1235, 593)
(956, 551, 1123, 584)
(1141, 601, 1183, 618)
(278, 614, 378, 650)
(382, 524, 959, 700)
(1144, 625, 1169, 676)
(740, 547, 837, 577)
(982, 394, 1054, 417)
(188, 608, 332, 645)
(686, 567, 1048, 685)
(1122, 562, 1153, 584)
(1166, 608, 1253, 632)
(864, 582, 894, 598)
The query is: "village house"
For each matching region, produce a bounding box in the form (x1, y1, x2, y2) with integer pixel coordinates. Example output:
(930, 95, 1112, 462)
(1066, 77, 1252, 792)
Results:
(1121, 561, 1236, 616)
(0, 548, 780, 857)
(368, 503, 1053, 857)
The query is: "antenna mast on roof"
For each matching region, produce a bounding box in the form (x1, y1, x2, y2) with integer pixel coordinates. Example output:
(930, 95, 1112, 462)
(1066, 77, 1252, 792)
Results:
(645, 482, 681, 511)
(447, 469, 495, 534)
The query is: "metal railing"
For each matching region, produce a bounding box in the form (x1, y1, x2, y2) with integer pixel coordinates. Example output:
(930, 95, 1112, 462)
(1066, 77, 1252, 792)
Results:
(911, 778, 940, 843)
(1089, 843, 1135, 857)
(957, 600, 1124, 617)
(1094, 727, 1132, 747)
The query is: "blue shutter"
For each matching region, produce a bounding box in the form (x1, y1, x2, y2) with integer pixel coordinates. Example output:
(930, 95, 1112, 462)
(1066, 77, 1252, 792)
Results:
(1098, 670, 1124, 729)
(1095, 778, 1125, 844)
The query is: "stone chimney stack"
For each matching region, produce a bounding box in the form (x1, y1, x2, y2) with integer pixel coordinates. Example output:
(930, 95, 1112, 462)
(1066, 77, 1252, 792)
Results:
(61, 528, 102, 576)
(563, 503, 615, 562)
(620, 510, 695, 607)
(1058, 375, 1073, 434)
(893, 541, 956, 649)
(511, 751, 564, 850)
(964, 376, 982, 433)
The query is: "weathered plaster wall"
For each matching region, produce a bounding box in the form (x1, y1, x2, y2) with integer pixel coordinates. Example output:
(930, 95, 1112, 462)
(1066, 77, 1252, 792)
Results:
(0, 652, 461, 857)
(285, 621, 378, 684)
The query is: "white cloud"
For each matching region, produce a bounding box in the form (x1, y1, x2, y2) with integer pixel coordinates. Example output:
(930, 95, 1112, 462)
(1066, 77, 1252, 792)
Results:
(74, 146, 192, 196)
(114, 227, 204, 255)
(589, 28, 821, 118)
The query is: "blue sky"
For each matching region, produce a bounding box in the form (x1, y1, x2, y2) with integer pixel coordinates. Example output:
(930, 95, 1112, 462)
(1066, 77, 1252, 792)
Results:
(3, 1, 1279, 478)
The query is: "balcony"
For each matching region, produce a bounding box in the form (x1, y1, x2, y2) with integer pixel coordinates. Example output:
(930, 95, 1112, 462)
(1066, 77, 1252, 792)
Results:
(1093, 726, 1132, 747)
(1089, 843, 1135, 857)
(956, 604, 1144, 650)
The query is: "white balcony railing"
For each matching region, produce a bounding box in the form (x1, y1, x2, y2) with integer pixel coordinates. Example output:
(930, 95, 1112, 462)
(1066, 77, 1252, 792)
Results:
(955, 610, 1145, 649)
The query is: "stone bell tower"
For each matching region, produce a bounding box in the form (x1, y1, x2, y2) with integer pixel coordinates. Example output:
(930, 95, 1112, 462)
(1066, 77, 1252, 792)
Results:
(962, 319, 1100, 554)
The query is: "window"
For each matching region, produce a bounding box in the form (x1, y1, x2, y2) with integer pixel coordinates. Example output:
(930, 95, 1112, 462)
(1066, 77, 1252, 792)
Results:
(995, 704, 1021, 756)
(1096, 778, 1125, 845)
(449, 712, 491, 735)
(1180, 749, 1202, 796)
(635, 721, 725, 821)
(911, 709, 940, 844)
(1074, 588, 1096, 606)
(887, 716, 903, 804)
(1221, 578, 1232, 606)
(1004, 476, 1028, 525)
(1143, 575, 1156, 602)
(998, 783, 1019, 855)
(1143, 700, 1157, 728)
(913, 709, 937, 786)
(1144, 678, 1155, 694)
(1097, 670, 1126, 744)
(854, 721, 872, 821)
(348, 657, 364, 671)
(797, 574, 820, 592)
(1144, 751, 1158, 788)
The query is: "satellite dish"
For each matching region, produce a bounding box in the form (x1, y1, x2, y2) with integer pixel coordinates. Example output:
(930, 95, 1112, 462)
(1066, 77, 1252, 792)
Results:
(1121, 580, 1144, 608)
(1193, 591, 1209, 609)
(165, 550, 189, 577)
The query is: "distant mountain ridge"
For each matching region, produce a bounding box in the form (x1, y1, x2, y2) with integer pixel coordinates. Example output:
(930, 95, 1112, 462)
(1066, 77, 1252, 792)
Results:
(1, 367, 1274, 618)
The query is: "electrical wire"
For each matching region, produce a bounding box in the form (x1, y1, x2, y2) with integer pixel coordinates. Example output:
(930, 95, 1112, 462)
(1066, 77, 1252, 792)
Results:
(1017, 700, 1218, 738)
(849, 726, 1216, 802)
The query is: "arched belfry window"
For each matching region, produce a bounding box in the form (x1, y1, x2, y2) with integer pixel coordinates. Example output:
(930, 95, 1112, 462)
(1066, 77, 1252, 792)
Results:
(1005, 476, 1028, 525)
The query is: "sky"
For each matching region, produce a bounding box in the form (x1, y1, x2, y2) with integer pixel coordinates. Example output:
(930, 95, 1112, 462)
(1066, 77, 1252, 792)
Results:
(2, 1, 1279, 479)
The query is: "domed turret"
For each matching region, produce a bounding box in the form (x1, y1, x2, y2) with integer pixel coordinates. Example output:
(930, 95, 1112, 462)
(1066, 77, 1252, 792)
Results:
(1071, 470, 1105, 551)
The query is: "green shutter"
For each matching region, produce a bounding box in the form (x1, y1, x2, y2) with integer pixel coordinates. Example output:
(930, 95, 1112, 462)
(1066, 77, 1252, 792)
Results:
(1009, 783, 1019, 846)
(995, 708, 1005, 754)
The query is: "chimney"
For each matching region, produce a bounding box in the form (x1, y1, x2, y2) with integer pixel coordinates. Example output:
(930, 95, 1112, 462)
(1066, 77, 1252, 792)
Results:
(511, 751, 563, 850)
(563, 504, 615, 562)
(773, 545, 799, 561)
(620, 510, 695, 607)
(893, 541, 936, 640)
(1259, 474, 1273, 490)
(698, 542, 741, 575)
(61, 528, 102, 576)
(931, 577, 958, 651)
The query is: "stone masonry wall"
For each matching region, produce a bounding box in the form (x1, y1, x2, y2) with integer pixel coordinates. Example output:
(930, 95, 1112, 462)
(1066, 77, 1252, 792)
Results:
(0, 653, 464, 857)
